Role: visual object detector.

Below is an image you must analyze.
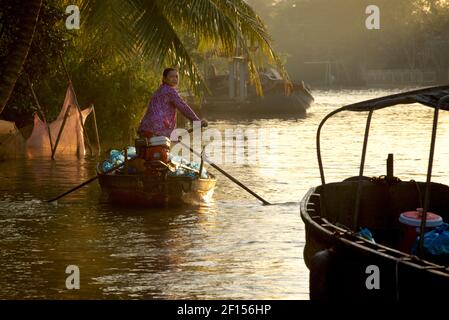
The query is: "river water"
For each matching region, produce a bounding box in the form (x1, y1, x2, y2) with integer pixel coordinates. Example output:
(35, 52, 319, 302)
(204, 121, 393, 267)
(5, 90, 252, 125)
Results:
(2, 89, 449, 299)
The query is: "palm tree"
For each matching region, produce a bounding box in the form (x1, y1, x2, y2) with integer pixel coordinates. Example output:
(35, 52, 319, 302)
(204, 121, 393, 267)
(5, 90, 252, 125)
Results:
(80, 0, 289, 93)
(0, 0, 42, 115)
(0, 0, 287, 115)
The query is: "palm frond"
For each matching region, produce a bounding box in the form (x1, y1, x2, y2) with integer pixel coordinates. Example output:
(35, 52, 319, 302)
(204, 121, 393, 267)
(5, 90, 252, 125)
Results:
(77, 0, 290, 95)
(79, 0, 137, 58)
(129, 0, 206, 93)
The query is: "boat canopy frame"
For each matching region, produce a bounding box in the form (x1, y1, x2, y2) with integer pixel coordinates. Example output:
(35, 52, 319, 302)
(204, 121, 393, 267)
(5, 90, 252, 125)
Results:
(315, 86, 449, 256)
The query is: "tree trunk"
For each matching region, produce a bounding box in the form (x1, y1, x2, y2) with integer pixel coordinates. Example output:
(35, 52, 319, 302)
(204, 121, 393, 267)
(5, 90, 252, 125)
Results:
(0, 0, 43, 115)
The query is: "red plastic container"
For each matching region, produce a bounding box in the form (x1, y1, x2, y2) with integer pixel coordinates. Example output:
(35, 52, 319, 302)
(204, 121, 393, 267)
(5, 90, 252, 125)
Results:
(398, 208, 443, 253)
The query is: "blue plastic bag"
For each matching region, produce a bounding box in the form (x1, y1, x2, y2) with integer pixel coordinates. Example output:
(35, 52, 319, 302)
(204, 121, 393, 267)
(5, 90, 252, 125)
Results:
(109, 149, 121, 157)
(357, 228, 375, 243)
(125, 146, 136, 159)
(107, 149, 124, 165)
(169, 155, 209, 179)
(101, 160, 114, 172)
(412, 223, 449, 256)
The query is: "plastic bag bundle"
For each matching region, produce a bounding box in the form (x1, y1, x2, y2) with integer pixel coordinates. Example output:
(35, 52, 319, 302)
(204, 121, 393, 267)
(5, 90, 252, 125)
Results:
(189, 162, 208, 179)
(126, 146, 137, 159)
(357, 228, 376, 243)
(170, 168, 196, 179)
(101, 160, 114, 172)
(110, 150, 125, 164)
(170, 155, 190, 165)
(99, 148, 208, 178)
(412, 223, 449, 257)
(169, 155, 209, 179)
(100, 147, 137, 173)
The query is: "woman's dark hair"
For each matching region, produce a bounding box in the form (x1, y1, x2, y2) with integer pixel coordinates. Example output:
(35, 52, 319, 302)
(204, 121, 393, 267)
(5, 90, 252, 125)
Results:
(163, 68, 177, 78)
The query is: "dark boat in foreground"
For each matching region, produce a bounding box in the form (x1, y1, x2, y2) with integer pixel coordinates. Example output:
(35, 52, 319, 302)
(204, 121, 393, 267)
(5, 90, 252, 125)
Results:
(300, 86, 449, 301)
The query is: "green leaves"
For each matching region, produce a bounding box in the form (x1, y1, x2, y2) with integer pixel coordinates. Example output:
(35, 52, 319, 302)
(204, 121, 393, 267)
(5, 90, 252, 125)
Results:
(78, 0, 289, 95)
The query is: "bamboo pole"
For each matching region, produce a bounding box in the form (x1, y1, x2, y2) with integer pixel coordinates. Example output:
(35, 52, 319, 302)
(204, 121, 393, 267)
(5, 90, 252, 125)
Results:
(51, 104, 71, 160)
(91, 104, 101, 155)
(70, 84, 93, 156)
(352, 110, 374, 231)
(27, 76, 54, 153)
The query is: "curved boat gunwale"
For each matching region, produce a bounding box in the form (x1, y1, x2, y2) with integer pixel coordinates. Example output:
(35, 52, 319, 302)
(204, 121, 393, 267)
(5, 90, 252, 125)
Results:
(97, 169, 216, 181)
(300, 187, 449, 278)
(97, 163, 217, 206)
(97, 170, 216, 189)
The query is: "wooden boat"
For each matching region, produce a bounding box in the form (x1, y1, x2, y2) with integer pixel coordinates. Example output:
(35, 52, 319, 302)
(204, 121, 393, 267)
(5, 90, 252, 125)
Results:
(199, 68, 314, 118)
(300, 86, 449, 301)
(201, 90, 314, 118)
(97, 164, 216, 207)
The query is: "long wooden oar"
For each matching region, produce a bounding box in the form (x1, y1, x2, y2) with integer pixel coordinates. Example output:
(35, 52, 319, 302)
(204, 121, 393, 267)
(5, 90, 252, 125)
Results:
(47, 126, 271, 205)
(46, 156, 137, 203)
(177, 140, 271, 206)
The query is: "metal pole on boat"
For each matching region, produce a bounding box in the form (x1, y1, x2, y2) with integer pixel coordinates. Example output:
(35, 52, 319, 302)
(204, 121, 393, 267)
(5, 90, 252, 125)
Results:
(316, 106, 347, 185)
(418, 95, 449, 256)
(386, 154, 394, 183)
(353, 109, 374, 231)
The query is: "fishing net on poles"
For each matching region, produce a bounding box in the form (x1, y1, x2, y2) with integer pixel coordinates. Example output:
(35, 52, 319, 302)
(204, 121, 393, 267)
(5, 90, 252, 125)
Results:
(26, 85, 92, 158)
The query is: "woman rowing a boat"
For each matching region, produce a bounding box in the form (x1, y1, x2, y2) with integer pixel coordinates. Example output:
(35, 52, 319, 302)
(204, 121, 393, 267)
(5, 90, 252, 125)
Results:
(138, 68, 207, 139)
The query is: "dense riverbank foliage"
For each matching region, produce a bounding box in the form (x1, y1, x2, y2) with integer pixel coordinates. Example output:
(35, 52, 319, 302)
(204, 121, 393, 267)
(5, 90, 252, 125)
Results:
(0, 0, 283, 142)
(0, 1, 162, 142)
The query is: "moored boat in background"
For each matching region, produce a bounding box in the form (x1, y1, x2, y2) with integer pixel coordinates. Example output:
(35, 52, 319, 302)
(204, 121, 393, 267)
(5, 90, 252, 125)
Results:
(199, 67, 314, 118)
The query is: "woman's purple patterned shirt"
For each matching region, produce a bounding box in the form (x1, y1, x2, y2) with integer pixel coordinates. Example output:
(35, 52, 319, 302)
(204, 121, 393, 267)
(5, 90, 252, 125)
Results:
(138, 83, 200, 137)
